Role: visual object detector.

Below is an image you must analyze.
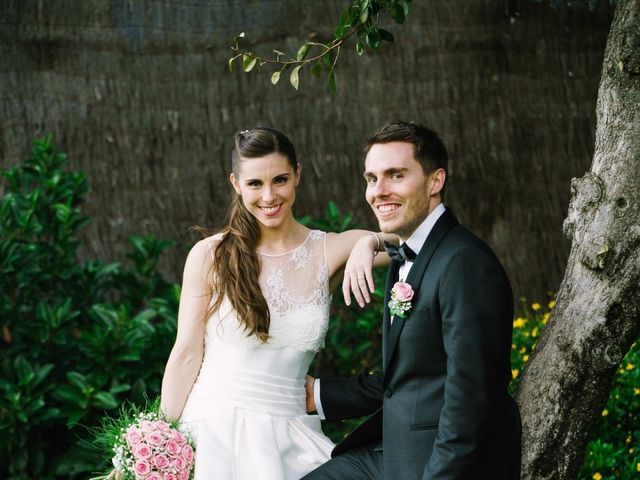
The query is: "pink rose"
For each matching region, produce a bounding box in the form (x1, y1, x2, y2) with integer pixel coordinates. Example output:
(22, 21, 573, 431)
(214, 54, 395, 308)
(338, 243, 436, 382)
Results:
(139, 419, 156, 432)
(154, 420, 170, 431)
(133, 442, 153, 460)
(171, 430, 186, 444)
(181, 444, 194, 463)
(392, 282, 414, 302)
(153, 454, 170, 469)
(172, 456, 186, 471)
(126, 426, 144, 446)
(145, 472, 162, 480)
(133, 460, 151, 476)
(165, 475, 177, 480)
(145, 432, 165, 446)
(165, 440, 181, 457)
(178, 470, 189, 480)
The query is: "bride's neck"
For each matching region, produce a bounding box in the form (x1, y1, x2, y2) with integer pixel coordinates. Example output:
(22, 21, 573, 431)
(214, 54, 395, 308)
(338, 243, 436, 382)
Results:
(256, 216, 308, 255)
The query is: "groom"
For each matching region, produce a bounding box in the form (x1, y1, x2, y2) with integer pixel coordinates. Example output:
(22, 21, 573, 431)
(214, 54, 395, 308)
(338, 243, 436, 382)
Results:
(304, 122, 521, 479)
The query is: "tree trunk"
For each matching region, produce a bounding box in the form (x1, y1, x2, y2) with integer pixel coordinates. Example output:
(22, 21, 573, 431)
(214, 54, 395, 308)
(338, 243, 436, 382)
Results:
(0, 0, 612, 301)
(516, 0, 640, 478)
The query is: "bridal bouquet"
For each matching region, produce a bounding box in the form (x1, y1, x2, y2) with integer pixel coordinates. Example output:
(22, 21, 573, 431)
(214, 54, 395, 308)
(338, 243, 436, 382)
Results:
(91, 402, 195, 480)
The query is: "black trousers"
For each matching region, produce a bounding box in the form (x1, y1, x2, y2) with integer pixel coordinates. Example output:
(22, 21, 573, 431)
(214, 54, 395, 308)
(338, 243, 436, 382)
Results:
(302, 443, 383, 480)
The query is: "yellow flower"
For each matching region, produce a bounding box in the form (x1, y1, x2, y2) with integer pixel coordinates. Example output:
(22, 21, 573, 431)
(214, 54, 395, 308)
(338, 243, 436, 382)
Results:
(532, 302, 541, 311)
(532, 327, 539, 338)
(524, 331, 530, 337)
(637, 462, 640, 472)
(626, 435, 632, 444)
(634, 388, 640, 395)
(512, 369, 519, 379)
(511, 343, 516, 350)
(548, 300, 556, 309)
(513, 318, 526, 328)
(629, 448, 634, 454)
(523, 355, 529, 362)
(519, 346, 526, 354)
(602, 409, 609, 417)
(626, 363, 634, 370)
(542, 313, 550, 324)
(593, 473, 602, 480)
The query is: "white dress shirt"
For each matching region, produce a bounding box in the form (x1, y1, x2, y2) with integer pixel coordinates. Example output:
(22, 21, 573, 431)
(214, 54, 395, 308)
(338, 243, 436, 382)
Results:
(314, 203, 446, 419)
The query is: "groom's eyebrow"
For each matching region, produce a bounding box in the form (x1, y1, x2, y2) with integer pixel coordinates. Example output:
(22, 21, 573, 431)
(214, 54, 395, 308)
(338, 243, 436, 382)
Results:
(364, 167, 408, 178)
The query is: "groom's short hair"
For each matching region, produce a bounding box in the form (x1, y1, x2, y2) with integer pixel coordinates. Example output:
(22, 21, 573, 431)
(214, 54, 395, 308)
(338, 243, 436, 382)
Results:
(364, 121, 449, 198)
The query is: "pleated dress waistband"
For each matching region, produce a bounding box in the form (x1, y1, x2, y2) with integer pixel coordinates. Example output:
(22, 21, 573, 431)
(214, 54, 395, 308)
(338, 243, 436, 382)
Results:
(190, 365, 307, 416)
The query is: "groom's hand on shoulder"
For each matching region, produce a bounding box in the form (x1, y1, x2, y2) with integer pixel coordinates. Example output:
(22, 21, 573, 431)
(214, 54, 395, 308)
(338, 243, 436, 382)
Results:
(305, 375, 316, 413)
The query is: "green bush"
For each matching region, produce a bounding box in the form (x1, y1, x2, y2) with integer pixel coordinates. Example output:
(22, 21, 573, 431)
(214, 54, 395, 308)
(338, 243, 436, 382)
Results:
(0, 137, 179, 479)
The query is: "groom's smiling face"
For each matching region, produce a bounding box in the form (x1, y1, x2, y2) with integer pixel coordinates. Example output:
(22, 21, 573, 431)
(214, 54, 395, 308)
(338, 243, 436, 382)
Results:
(364, 141, 434, 239)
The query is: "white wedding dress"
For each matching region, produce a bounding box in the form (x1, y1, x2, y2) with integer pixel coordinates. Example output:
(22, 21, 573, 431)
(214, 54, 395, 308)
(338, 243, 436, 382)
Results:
(180, 230, 334, 479)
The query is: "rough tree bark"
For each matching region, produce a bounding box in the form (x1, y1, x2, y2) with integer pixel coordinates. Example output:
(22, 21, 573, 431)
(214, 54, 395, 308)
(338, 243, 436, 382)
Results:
(516, 0, 640, 478)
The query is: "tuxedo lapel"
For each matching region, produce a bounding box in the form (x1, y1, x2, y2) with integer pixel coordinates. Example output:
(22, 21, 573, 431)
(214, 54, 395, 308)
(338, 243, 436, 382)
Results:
(383, 208, 459, 372)
(382, 259, 400, 370)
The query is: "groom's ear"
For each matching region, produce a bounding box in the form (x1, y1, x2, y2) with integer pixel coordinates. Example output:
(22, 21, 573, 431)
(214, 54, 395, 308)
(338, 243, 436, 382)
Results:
(294, 163, 301, 186)
(429, 168, 446, 196)
(230, 173, 241, 195)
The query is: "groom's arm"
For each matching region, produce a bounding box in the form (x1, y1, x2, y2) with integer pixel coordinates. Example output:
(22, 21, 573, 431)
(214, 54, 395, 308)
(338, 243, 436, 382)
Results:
(422, 246, 513, 480)
(309, 372, 384, 420)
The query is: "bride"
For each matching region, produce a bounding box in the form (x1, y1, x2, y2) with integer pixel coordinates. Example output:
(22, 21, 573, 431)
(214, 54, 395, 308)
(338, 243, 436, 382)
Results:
(160, 127, 393, 479)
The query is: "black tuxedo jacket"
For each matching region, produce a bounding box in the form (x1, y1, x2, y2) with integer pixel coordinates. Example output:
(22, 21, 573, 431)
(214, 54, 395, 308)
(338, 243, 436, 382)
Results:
(320, 209, 521, 479)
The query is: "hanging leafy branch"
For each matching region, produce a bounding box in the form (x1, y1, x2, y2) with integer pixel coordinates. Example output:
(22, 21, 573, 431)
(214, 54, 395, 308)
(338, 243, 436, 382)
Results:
(228, 0, 412, 92)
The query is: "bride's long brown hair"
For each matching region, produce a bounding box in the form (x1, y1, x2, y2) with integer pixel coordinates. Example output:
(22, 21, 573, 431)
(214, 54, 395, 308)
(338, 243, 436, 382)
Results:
(207, 127, 298, 341)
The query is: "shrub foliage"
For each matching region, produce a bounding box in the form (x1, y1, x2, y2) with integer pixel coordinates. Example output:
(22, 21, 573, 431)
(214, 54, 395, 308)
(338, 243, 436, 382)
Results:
(0, 138, 178, 479)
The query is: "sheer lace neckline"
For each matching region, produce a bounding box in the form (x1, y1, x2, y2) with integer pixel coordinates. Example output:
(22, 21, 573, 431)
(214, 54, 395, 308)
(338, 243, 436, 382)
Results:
(256, 230, 313, 257)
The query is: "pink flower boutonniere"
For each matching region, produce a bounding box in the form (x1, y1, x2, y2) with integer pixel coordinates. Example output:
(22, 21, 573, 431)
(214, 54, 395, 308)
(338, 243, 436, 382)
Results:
(388, 282, 414, 318)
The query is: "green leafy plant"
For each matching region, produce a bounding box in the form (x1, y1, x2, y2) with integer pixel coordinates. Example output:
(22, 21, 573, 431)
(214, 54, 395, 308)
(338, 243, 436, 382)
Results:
(229, 0, 412, 92)
(0, 137, 179, 479)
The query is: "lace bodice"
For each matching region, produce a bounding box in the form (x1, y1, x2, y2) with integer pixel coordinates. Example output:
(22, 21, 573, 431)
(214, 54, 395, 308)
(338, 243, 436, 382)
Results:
(205, 230, 330, 353)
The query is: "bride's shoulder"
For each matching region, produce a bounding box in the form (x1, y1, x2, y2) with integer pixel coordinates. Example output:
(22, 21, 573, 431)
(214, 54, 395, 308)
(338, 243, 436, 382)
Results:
(187, 233, 225, 265)
(203, 232, 225, 252)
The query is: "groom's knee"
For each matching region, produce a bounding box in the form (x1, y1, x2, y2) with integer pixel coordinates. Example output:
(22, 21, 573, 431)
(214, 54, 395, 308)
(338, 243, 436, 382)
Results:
(302, 445, 382, 480)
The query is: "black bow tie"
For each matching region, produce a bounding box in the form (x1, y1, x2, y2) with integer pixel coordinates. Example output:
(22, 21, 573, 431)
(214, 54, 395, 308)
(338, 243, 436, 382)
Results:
(384, 241, 417, 264)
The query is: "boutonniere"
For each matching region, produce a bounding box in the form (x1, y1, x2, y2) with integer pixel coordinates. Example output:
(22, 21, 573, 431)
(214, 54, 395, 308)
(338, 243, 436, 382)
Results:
(388, 282, 414, 318)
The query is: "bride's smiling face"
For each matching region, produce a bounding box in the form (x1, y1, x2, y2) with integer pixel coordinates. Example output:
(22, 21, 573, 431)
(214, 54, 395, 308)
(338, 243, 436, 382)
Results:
(230, 152, 300, 229)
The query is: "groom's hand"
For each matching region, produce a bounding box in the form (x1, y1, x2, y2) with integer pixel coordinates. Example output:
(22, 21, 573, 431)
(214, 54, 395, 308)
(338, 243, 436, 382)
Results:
(305, 375, 316, 413)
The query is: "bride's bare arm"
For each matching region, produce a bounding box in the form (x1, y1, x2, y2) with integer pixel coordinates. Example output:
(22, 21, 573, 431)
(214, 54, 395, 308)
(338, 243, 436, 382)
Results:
(325, 231, 398, 306)
(160, 239, 212, 420)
